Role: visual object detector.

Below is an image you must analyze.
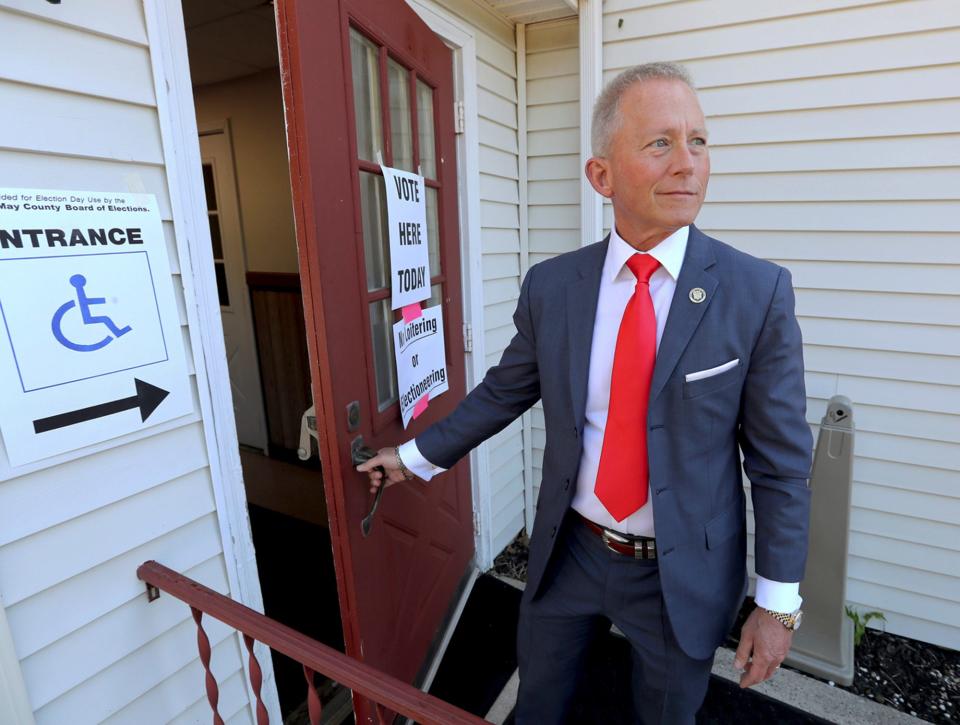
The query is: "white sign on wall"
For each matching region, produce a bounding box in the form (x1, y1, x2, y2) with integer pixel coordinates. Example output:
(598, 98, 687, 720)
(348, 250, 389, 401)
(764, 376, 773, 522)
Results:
(0, 188, 192, 466)
(381, 165, 431, 310)
(393, 306, 449, 428)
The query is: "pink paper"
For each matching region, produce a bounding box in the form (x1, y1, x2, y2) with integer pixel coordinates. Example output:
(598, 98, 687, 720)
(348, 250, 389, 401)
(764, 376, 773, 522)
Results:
(412, 392, 430, 419)
(402, 303, 422, 323)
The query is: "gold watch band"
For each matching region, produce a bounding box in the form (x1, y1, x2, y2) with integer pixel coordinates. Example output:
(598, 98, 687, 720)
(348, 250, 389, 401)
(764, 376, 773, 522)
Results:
(760, 607, 798, 629)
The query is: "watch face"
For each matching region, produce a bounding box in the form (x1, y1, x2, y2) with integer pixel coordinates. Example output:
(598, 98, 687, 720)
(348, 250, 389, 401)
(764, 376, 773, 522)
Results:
(793, 610, 803, 629)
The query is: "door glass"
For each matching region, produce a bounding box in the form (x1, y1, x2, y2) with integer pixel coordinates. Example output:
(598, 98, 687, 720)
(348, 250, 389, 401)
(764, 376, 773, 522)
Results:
(350, 28, 383, 163)
(369, 299, 398, 409)
(202, 162, 229, 307)
(417, 79, 437, 179)
(388, 58, 413, 172)
(428, 283, 442, 308)
(359, 171, 390, 291)
(425, 185, 440, 278)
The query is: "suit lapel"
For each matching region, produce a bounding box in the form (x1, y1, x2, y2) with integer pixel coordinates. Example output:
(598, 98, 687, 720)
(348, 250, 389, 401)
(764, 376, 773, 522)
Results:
(649, 226, 719, 403)
(567, 238, 607, 429)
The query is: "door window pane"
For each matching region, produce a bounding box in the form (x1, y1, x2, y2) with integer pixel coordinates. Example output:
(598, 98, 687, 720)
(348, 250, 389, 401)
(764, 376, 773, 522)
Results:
(425, 186, 440, 278)
(388, 59, 413, 172)
(369, 299, 398, 410)
(417, 79, 437, 179)
(350, 28, 382, 163)
(427, 283, 442, 308)
(202, 163, 217, 210)
(202, 163, 229, 307)
(359, 171, 390, 291)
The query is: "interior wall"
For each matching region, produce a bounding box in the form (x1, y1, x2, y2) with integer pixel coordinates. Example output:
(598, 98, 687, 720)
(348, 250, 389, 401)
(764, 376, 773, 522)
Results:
(194, 68, 299, 275)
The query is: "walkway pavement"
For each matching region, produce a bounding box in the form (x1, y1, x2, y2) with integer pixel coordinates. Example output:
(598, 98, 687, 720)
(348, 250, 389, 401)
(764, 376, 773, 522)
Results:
(486, 574, 923, 725)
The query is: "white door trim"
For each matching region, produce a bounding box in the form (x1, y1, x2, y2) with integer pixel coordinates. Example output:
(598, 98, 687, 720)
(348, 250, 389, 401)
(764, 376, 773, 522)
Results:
(0, 597, 34, 725)
(142, 1, 280, 722)
(579, 0, 604, 245)
(405, 0, 494, 570)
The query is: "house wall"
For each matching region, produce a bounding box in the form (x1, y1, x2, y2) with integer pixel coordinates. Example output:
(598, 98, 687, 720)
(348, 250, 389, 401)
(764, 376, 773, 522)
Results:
(0, 1, 255, 722)
(601, 0, 960, 648)
(524, 18, 581, 524)
(193, 68, 299, 275)
(431, 0, 528, 554)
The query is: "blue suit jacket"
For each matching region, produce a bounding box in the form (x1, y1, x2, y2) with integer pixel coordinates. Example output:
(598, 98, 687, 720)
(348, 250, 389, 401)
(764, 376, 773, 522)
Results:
(418, 225, 813, 659)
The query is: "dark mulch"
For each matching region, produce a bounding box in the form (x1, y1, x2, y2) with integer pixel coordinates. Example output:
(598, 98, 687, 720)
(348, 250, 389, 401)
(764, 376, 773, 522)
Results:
(494, 531, 960, 724)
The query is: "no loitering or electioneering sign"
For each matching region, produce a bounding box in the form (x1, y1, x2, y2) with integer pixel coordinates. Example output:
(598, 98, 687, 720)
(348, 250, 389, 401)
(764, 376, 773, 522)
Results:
(0, 188, 192, 466)
(393, 306, 449, 429)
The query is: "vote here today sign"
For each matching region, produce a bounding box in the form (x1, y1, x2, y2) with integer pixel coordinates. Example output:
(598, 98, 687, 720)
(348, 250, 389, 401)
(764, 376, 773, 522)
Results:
(381, 165, 431, 310)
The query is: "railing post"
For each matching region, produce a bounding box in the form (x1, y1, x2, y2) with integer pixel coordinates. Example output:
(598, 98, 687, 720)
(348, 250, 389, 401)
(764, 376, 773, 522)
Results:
(303, 665, 322, 725)
(243, 634, 270, 724)
(191, 607, 225, 725)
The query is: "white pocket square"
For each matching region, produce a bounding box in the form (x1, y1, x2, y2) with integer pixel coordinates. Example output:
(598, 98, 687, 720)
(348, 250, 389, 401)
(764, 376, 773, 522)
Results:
(685, 358, 740, 382)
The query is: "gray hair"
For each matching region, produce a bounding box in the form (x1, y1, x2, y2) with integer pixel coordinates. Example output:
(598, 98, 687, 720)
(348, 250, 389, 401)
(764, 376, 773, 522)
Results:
(591, 62, 695, 157)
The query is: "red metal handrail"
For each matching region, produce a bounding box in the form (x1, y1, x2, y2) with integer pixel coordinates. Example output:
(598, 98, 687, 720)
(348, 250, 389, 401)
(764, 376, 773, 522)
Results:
(137, 560, 490, 725)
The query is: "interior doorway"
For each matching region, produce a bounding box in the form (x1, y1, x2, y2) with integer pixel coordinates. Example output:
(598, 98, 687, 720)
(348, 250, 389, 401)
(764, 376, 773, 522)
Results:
(182, 1, 352, 720)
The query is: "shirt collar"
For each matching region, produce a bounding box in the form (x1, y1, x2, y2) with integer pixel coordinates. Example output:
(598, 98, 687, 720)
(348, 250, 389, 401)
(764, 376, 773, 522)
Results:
(606, 224, 689, 284)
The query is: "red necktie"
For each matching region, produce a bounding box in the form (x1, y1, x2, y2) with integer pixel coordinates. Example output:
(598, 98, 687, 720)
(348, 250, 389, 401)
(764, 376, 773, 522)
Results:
(594, 253, 661, 522)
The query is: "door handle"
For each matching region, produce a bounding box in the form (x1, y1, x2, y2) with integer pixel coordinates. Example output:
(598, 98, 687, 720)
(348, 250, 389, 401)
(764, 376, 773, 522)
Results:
(352, 439, 386, 538)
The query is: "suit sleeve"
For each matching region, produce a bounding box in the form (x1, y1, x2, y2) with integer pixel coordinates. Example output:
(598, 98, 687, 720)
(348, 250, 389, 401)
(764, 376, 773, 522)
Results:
(415, 264, 541, 470)
(738, 266, 814, 584)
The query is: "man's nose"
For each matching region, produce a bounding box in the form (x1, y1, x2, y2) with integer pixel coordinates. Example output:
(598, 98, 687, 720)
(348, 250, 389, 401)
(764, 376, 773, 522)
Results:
(671, 142, 695, 175)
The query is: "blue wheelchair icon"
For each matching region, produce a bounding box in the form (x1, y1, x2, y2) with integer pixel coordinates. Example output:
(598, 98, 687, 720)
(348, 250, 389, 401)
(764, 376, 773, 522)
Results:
(52, 274, 132, 352)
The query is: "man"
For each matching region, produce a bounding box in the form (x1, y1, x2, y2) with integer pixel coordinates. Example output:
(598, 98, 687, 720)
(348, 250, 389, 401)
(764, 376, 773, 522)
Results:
(358, 62, 812, 724)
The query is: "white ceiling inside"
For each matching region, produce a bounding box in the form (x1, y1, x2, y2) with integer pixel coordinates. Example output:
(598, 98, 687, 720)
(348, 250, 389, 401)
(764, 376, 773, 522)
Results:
(182, 0, 578, 87)
(183, 0, 279, 87)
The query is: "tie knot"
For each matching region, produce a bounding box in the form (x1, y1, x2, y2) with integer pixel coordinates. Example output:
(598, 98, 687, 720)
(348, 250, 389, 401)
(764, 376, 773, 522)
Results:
(626, 253, 660, 284)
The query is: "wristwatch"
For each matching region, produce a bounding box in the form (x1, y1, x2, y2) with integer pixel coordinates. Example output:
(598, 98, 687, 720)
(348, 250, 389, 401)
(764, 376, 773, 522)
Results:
(760, 606, 803, 631)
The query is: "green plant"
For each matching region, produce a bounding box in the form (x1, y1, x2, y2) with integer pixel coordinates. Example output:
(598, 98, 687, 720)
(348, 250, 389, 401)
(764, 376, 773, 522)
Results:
(845, 605, 886, 646)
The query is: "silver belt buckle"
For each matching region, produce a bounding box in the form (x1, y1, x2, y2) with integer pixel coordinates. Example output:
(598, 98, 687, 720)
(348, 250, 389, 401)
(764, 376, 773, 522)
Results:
(600, 527, 628, 554)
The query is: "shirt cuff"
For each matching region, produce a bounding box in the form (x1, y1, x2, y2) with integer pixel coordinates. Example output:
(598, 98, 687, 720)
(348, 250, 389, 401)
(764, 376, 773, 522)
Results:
(397, 439, 447, 482)
(754, 576, 802, 613)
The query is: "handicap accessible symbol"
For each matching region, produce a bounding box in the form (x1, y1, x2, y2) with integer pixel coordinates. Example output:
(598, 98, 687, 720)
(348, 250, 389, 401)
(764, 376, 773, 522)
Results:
(52, 274, 132, 352)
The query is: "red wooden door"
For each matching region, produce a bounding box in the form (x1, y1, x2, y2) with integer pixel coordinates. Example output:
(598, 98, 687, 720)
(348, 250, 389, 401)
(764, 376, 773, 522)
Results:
(275, 0, 475, 720)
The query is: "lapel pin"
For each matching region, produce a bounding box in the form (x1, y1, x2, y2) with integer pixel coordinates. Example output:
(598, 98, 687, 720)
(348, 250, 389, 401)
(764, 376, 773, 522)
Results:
(689, 287, 706, 304)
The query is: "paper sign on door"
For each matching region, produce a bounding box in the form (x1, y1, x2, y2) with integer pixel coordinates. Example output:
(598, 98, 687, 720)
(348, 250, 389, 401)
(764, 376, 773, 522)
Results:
(381, 165, 431, 310)
(393, 305, 449, 429)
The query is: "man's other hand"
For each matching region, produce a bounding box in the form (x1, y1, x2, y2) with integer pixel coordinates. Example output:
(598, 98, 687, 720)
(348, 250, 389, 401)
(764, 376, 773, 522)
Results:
(356, 447, 415, 494)
(732, 607, 793, 688)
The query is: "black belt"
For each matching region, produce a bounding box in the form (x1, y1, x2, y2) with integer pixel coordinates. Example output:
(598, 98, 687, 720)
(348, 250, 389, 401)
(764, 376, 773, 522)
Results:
(576, 511, 657, 559)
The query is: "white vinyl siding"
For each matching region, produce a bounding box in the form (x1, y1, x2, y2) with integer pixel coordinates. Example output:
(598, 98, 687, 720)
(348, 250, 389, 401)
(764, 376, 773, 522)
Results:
(602, 0, 960, 649)
(524, 18, 580, 525)
(435, 0, 527, 554)
(0, 2, 251, 722)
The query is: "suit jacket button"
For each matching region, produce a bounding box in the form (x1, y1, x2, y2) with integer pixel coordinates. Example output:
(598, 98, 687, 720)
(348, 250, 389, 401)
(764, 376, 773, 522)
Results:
(572, 427, 578, 438)
(551, 526, 557, 537)
(564, 478, 570, 490)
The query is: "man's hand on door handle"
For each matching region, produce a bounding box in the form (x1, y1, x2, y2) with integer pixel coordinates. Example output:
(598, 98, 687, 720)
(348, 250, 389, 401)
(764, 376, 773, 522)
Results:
(356, 446, 416, 494)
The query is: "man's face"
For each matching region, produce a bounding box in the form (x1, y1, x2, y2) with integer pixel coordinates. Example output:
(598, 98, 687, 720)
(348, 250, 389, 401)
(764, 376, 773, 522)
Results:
(592, 79, 710, 244)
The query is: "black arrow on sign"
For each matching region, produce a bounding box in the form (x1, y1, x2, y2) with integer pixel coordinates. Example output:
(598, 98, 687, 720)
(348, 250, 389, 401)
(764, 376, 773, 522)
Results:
(33, 379, 170, 434)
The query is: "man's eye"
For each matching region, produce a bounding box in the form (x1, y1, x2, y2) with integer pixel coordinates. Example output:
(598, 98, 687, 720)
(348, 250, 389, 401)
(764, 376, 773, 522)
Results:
(691, 137, 707, 146)
(651, 139, 669, 148)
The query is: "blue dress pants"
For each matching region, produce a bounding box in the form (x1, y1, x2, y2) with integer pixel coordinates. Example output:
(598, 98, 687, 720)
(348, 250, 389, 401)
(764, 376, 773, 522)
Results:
(515, 510, 716, 724)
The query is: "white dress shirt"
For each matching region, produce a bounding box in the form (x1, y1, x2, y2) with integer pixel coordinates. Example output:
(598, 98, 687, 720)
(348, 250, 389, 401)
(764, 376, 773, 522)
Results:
(399, 224, 801, 613)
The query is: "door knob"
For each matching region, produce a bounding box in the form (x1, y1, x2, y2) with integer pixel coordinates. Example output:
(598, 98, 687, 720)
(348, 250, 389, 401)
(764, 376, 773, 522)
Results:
(352, 438, 386, 538)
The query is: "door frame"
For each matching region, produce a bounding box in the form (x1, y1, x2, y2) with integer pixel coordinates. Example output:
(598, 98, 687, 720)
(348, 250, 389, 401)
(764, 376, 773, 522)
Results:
(0, 597, 34, 725)
(144, 0, 493, 720)
(143, 1, 282, 721)
(405, 0, 495, 570)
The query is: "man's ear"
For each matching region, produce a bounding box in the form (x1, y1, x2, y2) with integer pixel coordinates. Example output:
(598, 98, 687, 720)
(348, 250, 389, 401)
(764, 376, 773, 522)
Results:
(585, 157, 613, 199)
